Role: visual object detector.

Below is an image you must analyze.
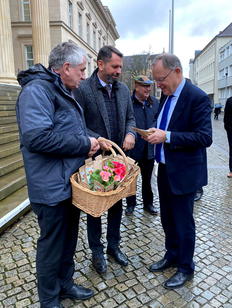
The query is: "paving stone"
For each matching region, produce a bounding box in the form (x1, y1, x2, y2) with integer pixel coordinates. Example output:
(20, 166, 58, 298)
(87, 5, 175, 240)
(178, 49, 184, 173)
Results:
(1, 116, 232, 307)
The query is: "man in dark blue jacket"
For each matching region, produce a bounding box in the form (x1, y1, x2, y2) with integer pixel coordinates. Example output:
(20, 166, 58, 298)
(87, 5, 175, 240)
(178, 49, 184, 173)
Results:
(126, 75, 159, 215)
(16, 42, 99, 308)
(145, 53, 212, 289)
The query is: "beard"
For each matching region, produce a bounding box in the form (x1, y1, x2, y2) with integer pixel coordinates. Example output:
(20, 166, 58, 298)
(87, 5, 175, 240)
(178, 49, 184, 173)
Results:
(103, 73, 120, 84)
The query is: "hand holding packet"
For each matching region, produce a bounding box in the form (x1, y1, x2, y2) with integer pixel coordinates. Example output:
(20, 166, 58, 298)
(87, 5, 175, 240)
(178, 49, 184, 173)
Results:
(131, 127, 154, 137)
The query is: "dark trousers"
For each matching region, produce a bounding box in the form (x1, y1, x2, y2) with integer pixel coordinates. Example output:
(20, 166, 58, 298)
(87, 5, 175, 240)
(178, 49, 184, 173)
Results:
(127, 158, 154, 207)
(31, 198, 80, 307)
(158, 163, 195, 274)
(227, 131, 232, 172)
(87, 200, 122, 254)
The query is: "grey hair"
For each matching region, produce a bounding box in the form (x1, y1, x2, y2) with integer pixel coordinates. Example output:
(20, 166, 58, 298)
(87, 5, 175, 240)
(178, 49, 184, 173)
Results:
(152, 53, 183, 74)
(49, 41, 89, 69)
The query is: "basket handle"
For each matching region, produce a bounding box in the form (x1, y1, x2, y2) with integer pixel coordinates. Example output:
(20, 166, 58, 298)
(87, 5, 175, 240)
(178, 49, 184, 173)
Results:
(102, 146, 117, 157)
(98, 137, 129, 183)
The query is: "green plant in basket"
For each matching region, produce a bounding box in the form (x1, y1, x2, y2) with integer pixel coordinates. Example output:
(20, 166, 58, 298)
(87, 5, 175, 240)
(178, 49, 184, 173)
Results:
(89, 160, 126, 191)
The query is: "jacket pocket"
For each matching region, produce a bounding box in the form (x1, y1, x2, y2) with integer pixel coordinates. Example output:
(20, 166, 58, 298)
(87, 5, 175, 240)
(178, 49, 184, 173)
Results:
(184, 156, 203, 164)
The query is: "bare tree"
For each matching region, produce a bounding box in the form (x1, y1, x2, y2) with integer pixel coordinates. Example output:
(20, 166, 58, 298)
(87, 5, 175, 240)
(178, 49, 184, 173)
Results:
(120, 52, 156, 93)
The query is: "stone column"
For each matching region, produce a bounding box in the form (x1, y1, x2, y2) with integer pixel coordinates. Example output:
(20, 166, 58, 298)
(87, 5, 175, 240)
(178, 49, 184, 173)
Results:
(30, 0, 51, 66)
(0, 0, 18, 85)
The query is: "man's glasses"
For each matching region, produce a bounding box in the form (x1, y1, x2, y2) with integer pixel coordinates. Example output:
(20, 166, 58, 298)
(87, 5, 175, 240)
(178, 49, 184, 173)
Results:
(156, 69, 174, 83)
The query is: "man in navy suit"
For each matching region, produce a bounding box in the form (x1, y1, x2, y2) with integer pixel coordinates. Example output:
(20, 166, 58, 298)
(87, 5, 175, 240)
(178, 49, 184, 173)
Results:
(144, 53, 212, 289)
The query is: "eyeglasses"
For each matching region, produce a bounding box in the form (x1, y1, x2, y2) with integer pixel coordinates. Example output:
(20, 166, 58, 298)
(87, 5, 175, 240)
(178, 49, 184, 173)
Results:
(156, 69, 174, 83)
(140, 84, 151, 88)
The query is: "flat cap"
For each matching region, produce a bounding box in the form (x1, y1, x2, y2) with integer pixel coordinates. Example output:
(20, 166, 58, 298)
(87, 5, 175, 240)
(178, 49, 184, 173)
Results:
(134, 75, 153, 85)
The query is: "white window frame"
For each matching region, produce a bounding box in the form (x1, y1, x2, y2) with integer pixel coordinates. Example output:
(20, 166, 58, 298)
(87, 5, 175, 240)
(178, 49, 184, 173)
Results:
(68, 1, 72, 29)
(22, 0, 31, 21)
(78, 13, 82, 38)
(93, 30, 96, 50)
(25, 45, 34, 69)
(87, 23, 90, 45)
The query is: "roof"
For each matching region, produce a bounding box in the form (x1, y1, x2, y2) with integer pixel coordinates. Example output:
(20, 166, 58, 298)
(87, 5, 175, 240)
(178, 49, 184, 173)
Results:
(217, 22, 232, 37)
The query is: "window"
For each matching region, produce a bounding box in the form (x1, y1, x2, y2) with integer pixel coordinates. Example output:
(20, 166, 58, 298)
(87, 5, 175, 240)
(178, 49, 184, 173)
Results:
(22, 0, 31, 21)
(25, 45, 34, 69)
(88, 62, 91, 77)
(220, 50, 225, 61)
(68, 1, 72, 29)
(87, 23, 90, 45)
(78, 13, 82, 38)
(93, 31, 96, 50)
(98, 37, 101, 50)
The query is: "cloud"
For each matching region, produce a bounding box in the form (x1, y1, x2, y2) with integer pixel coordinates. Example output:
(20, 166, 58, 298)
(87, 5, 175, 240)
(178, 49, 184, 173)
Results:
(105, 0, 173, 38)
(102, 0, 232, 77)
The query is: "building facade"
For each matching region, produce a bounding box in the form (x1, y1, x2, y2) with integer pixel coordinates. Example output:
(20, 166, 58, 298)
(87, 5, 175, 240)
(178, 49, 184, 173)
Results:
(218, 39, 232, 106)
(1, 0, 119, 84)
(190, 23, 232, 108)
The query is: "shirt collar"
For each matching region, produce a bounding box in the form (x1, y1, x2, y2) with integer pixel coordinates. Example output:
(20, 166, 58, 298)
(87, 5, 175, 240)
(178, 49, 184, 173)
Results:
(172, 77, 186, 98)
(135, 93, 147, 105)
(97, 73, 112, 89)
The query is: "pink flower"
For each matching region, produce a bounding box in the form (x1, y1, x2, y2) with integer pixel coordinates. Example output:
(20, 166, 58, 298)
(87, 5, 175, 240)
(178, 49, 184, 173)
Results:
(102, 175, 109, 182)
(114, 175, 120, 182)
(103, 165, 110, 171)
(100, 170, 111, 182)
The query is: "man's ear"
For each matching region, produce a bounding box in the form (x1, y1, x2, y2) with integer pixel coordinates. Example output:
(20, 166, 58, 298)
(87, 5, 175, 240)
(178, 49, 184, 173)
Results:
(63, 62, 70, 76)
(175, 67, 181, 76)
(134, 84, 139, 92)
(98, 60, 105, 72)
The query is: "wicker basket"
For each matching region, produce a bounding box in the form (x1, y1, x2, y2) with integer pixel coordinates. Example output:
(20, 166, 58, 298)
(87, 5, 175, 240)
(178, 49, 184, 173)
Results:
(70, 137, 140, 217)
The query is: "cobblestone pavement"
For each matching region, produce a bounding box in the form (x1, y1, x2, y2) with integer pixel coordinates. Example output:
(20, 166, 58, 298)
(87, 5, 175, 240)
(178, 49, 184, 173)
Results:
(1, 114, 232, 308)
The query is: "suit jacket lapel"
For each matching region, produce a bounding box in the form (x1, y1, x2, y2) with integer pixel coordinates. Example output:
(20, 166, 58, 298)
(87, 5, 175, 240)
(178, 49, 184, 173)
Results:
(90, 76, 111, 138)
(115, 84, 124, 145)
(168, 82, 189, 130)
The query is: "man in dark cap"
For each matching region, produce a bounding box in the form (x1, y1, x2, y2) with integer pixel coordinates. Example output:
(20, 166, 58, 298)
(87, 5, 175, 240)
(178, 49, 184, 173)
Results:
(126, 75, 159, 216)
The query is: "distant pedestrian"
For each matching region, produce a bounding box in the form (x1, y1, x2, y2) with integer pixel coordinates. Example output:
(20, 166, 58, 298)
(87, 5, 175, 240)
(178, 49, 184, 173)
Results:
(126, 75, 159, 216)
(223, 96, 232, 178)
(214, 104, 222, 120)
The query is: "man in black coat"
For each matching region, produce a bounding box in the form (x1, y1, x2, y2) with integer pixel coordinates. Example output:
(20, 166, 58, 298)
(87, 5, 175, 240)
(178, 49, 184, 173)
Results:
(224, 96, 232, 178)
(126, 75, 159, 216)
(74, 46, 136, 274)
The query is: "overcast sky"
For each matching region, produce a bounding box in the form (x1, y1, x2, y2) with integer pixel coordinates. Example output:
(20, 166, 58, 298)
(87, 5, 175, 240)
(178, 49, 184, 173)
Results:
(101, 0, 232, 77)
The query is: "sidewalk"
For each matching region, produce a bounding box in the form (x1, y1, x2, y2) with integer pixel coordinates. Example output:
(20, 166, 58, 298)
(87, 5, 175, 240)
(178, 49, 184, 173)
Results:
(0, 115, 232, 308)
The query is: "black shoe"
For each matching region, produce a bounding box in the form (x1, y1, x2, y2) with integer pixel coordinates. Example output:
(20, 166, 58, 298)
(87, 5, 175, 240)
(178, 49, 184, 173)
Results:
(125, 205, 135, 216)
(144, 204, 158, 215)
(92, 253, 107, 274)
(194, 188, 203, 201)
(60, 284, 94, 300)
(149, 258, 178, 272)
(164, 271, 194, 289)
(107, 247, 128, 266)
(41, 304, 64, 308)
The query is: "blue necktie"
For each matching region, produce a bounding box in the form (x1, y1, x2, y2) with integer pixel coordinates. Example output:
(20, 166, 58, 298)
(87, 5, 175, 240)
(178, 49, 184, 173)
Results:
(155, 95, 173, 163)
